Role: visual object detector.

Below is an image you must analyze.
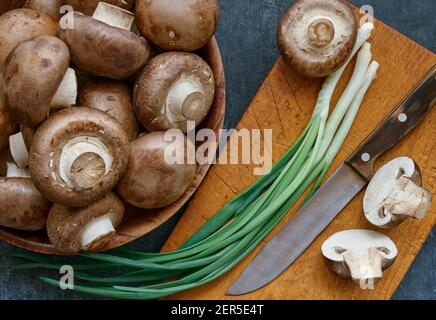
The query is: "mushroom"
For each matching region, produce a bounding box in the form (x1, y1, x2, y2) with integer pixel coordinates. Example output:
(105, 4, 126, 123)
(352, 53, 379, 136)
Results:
(322, 230, 398, 286)
(2, 36, 77, 127)
(135, 0, 220, 52)
(0, 88, 18, 150)
(24, 0, 62, 20)
(78, 79, 140, 141)
(63, 0, 135, 16)
(58, 4, 150, 80)
(20, 125, 35, 150)
(9, 132, 29, 169)
(116, 131, 197, 209)
(277, 0, 358, 77)
(364, 157, 432, 229)
(0, 8, 58, 67)
(0, 165, 50, 230)
(47, 192, 124, 253)
(29, 107, 130, 207)
(134, 52, 215, 133)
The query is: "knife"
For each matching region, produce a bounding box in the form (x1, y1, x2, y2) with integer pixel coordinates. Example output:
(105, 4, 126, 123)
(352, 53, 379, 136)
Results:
(227, 65, 436, 296)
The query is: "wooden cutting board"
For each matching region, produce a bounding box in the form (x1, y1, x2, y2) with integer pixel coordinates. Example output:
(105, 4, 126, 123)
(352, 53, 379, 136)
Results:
(162, 15, 436, 300)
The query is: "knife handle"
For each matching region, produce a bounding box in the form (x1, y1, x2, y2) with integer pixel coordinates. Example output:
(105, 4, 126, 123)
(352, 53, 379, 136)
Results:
(346, 65, 436, 181)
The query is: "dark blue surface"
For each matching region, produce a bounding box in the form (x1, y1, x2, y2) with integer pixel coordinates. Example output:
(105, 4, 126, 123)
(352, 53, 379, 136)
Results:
(0, 0, 435, 300)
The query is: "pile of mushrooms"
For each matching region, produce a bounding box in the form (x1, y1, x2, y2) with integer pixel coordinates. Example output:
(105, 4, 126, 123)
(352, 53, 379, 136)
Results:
(0, 0, 219, 254)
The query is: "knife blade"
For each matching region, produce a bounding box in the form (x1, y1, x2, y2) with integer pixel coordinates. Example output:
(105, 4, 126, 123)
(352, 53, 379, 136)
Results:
(227, 65, 436, 296)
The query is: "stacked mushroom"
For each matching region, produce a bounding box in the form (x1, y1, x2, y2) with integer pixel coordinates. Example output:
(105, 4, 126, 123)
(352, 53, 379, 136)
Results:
(0, 0, 220, 254)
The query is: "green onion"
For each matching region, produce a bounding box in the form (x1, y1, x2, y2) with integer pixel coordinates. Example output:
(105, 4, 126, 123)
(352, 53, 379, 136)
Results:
(14, 23, 379, 300)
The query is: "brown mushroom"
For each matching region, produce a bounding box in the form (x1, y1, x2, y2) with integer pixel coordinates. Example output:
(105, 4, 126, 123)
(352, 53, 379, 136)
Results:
(0, 177, 50, 231)
(79, 79, 140, 141)
(29, 107, 130, 207)
(277, 0, 357, 77)
(2, 36, 77, 127)
(116, 131, 196, 209)
(134, 52, 215, 133)
(24, 0, 62, 20)
(59, 6, 150, 80)
(0, 88, 18, 150)
(136, 0, 219, 51)
(47, 192, 124, 253)
(20, 125, 35, 150)
(0, 8, 58, 67)
(63, 0, 135, 16)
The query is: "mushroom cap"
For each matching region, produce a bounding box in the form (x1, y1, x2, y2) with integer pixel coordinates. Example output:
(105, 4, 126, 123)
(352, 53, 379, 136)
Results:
(0, 90, 18, 150)
(2, 35, 70, 127)
(59, 12, 150, 80)
(133, 52, 215, 133)
(0, 177, 51, 231)
(79, 79, 140, 141)
(322, 229, 397, 280)
(0, 8, 58, 67)
(135, 0, 219, 51)
(20, 125, 35, 150)
(116, 131, 197, 209)
(63, 0, 135, 16)
(29, 107, 130, 207)
(277, 0, 357, 77)
(364, 157, 430, 228)
(24, 0, 62, 20)
(47, 192, 124, 254)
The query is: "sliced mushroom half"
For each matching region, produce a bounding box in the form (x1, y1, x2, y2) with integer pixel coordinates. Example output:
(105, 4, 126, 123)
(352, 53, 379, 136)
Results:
(59, 6, 150, 80)
(277, 0, 357, 77)
(47, 192, 124, 253)
(322, 230, 398, 286)
(116, 131, 197, 209)
(364, 157, 432, 229)
(29, 107, 130, 207)
(134, 52, 215, 133)
(2, 36, 77, 127)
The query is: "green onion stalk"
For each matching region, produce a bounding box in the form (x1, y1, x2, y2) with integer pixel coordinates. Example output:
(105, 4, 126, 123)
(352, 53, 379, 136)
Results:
(13, 23, 379, 300)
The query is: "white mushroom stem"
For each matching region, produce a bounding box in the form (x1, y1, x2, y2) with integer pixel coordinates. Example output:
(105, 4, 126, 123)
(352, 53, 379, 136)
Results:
(6, 162, 31, 178)
(343, 248, 383, 283)
(92, 2, 134, 31)
(9, 132, 29, 169)
(59, 136, 113, 189)
(379, 176, 432, 219)
(166, 75, 206, 123)
(51, 68, 77, 109)
(80, 212, 115, 249)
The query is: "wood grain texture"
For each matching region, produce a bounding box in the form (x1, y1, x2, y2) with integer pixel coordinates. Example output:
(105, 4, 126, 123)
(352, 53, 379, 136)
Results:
(162, 17, 436, 300)
(0, 37, 226, 255)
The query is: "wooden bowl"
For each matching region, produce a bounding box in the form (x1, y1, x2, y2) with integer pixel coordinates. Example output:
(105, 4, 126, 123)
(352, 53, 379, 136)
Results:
(0, 37, 226, 255)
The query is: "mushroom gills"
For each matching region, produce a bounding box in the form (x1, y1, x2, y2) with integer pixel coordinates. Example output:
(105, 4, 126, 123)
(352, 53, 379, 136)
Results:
(92, 2, 134, 31)
(80, 212, 115, 250)
(6, 162, 30, 178)
(166, 74, 206, 123)
(9, 132, 29, 169)
(50, 68, 78, 109)
(59, 136, 113, 190)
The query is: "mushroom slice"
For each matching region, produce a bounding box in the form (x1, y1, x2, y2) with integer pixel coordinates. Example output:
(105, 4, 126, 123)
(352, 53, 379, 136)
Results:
(0, 177, 51, 231)
(24, 0, 62, 20)
(63, 0, 135, 16)
(116, 131, 197, 209)
(29, 107, 129, 207)
(0, 8, 58, 67)
(364, 157, 432, 228)
(135, 0, 220, 51)
(59, 12, 150, 80)
(92, 2, 134, 31)
(134, 52, 215, 133)
(2, 36, 72, 127)
(277, 0, 358, 77)
(50, 68, 78, 109)
(6, 162, 30, 178)
(9, 132, 29, 169)
(78, 79, 140, 141)
(47, 192, 124, 253)
(322, 230, 397, 286)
